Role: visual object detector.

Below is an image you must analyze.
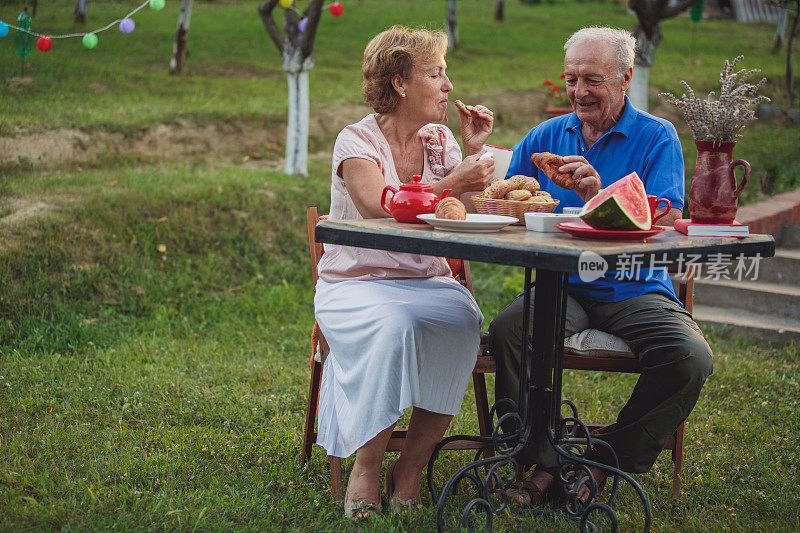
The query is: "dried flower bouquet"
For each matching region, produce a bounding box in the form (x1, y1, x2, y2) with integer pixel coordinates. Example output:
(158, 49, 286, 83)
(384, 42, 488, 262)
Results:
(660, 56, 770, 142)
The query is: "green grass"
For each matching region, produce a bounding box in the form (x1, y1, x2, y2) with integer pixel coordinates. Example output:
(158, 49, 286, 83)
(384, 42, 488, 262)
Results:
(2, 0, 800, 530)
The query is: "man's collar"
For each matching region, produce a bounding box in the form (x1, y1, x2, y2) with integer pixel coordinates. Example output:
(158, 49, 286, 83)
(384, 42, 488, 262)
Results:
(564, 95, 638, 138)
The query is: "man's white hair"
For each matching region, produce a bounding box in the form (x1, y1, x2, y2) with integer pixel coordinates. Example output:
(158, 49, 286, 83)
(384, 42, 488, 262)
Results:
(564, 27, 636, 79)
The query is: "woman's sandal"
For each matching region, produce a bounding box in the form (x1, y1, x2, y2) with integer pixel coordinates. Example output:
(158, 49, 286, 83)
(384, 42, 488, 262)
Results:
(507, 468, 555, 506)
(384, 461, 424, 515)
(343, 474, 382, 520)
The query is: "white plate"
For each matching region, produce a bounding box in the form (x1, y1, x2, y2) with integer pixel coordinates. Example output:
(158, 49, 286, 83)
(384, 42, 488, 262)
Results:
(417, 213, 518, 233)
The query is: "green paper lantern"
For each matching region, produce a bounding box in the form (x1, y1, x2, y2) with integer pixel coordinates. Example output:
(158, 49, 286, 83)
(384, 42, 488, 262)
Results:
(690, 0, 703, 22)
(150, 0, 166, 10)
(82, 33, 98, 49)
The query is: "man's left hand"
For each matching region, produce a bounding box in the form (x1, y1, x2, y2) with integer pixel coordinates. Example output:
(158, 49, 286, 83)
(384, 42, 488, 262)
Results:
(560, 155, 601, 201)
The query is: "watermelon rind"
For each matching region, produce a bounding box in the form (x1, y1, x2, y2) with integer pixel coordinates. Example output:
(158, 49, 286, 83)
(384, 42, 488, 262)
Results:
(578, 172, 652, 231)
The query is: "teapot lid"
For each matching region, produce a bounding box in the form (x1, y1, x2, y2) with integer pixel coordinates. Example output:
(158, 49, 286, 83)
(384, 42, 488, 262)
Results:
(398, 174, 433, 193)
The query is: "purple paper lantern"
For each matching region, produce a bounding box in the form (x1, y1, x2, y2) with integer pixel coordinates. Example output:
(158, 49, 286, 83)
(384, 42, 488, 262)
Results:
(119, 18, 135, 34)
(298, 17, 307, 33)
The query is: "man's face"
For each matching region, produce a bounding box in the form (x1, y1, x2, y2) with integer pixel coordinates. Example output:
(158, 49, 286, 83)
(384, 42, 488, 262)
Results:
(564, 41, 631, 132)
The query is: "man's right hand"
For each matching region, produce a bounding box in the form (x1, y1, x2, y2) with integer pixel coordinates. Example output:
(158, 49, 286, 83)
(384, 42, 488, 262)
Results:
(560, 155, 602, 201)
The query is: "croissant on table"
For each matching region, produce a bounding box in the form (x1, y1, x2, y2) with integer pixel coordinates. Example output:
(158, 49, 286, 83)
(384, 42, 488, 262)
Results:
(435, 197, 467, 220)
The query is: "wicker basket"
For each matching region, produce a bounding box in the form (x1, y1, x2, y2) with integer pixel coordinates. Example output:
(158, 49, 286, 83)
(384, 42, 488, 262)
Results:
(472, 195, 560, 224)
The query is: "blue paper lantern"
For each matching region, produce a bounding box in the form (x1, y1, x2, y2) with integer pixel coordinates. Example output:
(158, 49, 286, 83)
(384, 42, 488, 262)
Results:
(119, 18, 135, 34)
(0, 21, 9, 38)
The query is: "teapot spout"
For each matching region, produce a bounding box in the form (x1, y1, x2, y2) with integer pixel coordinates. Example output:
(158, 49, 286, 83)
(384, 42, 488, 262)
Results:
(440, 188, 452, 199)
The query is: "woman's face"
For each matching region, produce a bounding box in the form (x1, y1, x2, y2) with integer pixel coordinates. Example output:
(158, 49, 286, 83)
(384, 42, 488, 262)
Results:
(401, 54, 453, 123)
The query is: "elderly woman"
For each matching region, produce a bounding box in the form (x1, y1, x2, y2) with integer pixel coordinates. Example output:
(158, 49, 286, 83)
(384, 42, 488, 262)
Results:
(314, 25, 495, 518)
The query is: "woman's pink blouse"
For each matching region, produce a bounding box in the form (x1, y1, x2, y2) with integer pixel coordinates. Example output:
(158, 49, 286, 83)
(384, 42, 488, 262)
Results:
(317, 114, 463, 282)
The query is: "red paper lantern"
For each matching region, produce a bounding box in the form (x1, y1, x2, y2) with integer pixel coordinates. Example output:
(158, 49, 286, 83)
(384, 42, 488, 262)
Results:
(329, 2, 343, 16)
(37, 36, 52, 51)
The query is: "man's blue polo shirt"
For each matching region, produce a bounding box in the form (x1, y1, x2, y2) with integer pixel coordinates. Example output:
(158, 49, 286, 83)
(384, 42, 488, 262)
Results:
(506, 96, 684, 303)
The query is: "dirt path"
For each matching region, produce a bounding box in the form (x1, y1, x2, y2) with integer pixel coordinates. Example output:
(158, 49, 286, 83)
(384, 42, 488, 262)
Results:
(0, 90, 553, 169)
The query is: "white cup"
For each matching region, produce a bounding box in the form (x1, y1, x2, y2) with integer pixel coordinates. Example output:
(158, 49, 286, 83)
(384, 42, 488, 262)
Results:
(482, 145, 513, 180)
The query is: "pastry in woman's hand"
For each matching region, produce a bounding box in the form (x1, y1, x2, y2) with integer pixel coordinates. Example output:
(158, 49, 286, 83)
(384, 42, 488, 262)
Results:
(531, 152, 578, 190)
(435, 197, 467, 220)
(454, 99, 471, 117)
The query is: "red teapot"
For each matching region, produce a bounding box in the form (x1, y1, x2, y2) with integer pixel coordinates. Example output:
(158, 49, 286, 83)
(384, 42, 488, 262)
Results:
(381, 174, 452, 224)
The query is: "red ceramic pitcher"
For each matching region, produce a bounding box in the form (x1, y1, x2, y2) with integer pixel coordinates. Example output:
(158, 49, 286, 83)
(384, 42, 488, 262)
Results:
(688, 140, 751, 224)
(381, 174, 452, 224)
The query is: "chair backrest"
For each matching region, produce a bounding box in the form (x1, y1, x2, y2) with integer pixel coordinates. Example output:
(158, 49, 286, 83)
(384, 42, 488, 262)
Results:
(307, 207, 328, 286)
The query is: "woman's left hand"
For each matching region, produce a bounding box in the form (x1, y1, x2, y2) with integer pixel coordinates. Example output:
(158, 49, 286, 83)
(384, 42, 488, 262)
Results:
(459, 104, 494, 156)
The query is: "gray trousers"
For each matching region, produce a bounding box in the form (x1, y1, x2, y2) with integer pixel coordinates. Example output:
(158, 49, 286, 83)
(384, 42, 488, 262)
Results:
(488, 290, 713, 474)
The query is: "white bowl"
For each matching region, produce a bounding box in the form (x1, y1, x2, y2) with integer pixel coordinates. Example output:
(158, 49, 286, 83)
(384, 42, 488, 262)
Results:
(525, 211, 581, 232)
(561, 206, 583, 215)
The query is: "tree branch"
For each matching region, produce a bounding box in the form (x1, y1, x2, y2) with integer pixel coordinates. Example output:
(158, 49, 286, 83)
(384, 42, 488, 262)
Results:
(258, 0, 284, 54)
(299, 0, 323, 59)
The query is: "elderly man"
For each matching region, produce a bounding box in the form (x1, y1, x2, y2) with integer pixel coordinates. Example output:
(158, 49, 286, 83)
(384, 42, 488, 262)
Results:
(489, 27, 713, 504)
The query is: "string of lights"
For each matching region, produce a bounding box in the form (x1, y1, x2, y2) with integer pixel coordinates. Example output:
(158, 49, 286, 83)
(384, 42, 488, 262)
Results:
(0, 0, 342, 53)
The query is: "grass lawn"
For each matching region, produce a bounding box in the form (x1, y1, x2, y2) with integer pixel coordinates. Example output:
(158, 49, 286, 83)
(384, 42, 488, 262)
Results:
(2, 0, 799, 531)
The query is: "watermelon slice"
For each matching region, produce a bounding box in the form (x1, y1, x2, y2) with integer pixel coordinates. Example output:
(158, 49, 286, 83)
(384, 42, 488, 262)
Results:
(578, 172, 652, 231)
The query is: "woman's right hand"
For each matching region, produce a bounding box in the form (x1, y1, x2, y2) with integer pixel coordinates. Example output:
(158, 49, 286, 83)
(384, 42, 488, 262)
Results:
(444, 153, 494, 196)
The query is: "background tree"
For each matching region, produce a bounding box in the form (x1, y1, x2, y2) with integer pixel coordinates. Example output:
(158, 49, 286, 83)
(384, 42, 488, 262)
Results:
(628, 0, 697, 111)
(258, 0, 323, 178)
(495, 0, 505, 21)
(446, 0, 457, 50)
(170, 0, 194, 74)
(770, 0, 799, 104)
(74, 0, 88, 24)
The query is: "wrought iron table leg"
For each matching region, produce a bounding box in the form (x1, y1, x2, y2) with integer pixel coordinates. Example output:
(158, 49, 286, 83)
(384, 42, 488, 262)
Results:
(430, 268, 651, 532)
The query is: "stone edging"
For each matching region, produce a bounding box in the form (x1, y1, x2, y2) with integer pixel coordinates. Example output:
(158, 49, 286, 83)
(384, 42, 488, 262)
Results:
(736, 188, 800, 235)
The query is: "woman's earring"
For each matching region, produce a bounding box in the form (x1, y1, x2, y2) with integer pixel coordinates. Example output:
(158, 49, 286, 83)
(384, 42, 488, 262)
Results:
(401, 93, 406, 97)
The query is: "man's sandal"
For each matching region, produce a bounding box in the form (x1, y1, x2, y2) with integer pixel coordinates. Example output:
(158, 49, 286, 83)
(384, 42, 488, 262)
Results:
(569, 468, 607, 505)
(507, 468, 555, 505)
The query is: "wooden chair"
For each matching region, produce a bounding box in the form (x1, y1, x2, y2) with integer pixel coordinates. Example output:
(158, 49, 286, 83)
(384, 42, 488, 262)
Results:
(300, 207, 496, 499)
(562, 265, 696, 499)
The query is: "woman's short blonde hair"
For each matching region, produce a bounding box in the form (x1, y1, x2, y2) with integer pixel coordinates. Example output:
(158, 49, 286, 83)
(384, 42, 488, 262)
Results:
(361, 26, 448, 113)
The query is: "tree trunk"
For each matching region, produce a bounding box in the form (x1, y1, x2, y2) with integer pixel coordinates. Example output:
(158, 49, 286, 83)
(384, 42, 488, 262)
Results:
(630, 22, 662, 112)
(446, 0, 458, 51)
(787, 3, 798, 105)
(284, 48, 314, 177)
(258, 0, 322, 177)
(494, 0, 505, 20)
(773, 6, 788, 52)
(170, 0, 194, 74)
(629, 64, 650, 111)
(73, 0, 88, 24)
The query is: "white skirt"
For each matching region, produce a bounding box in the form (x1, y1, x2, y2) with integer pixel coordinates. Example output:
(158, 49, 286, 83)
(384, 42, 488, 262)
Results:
(314, 276, 484, 458)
